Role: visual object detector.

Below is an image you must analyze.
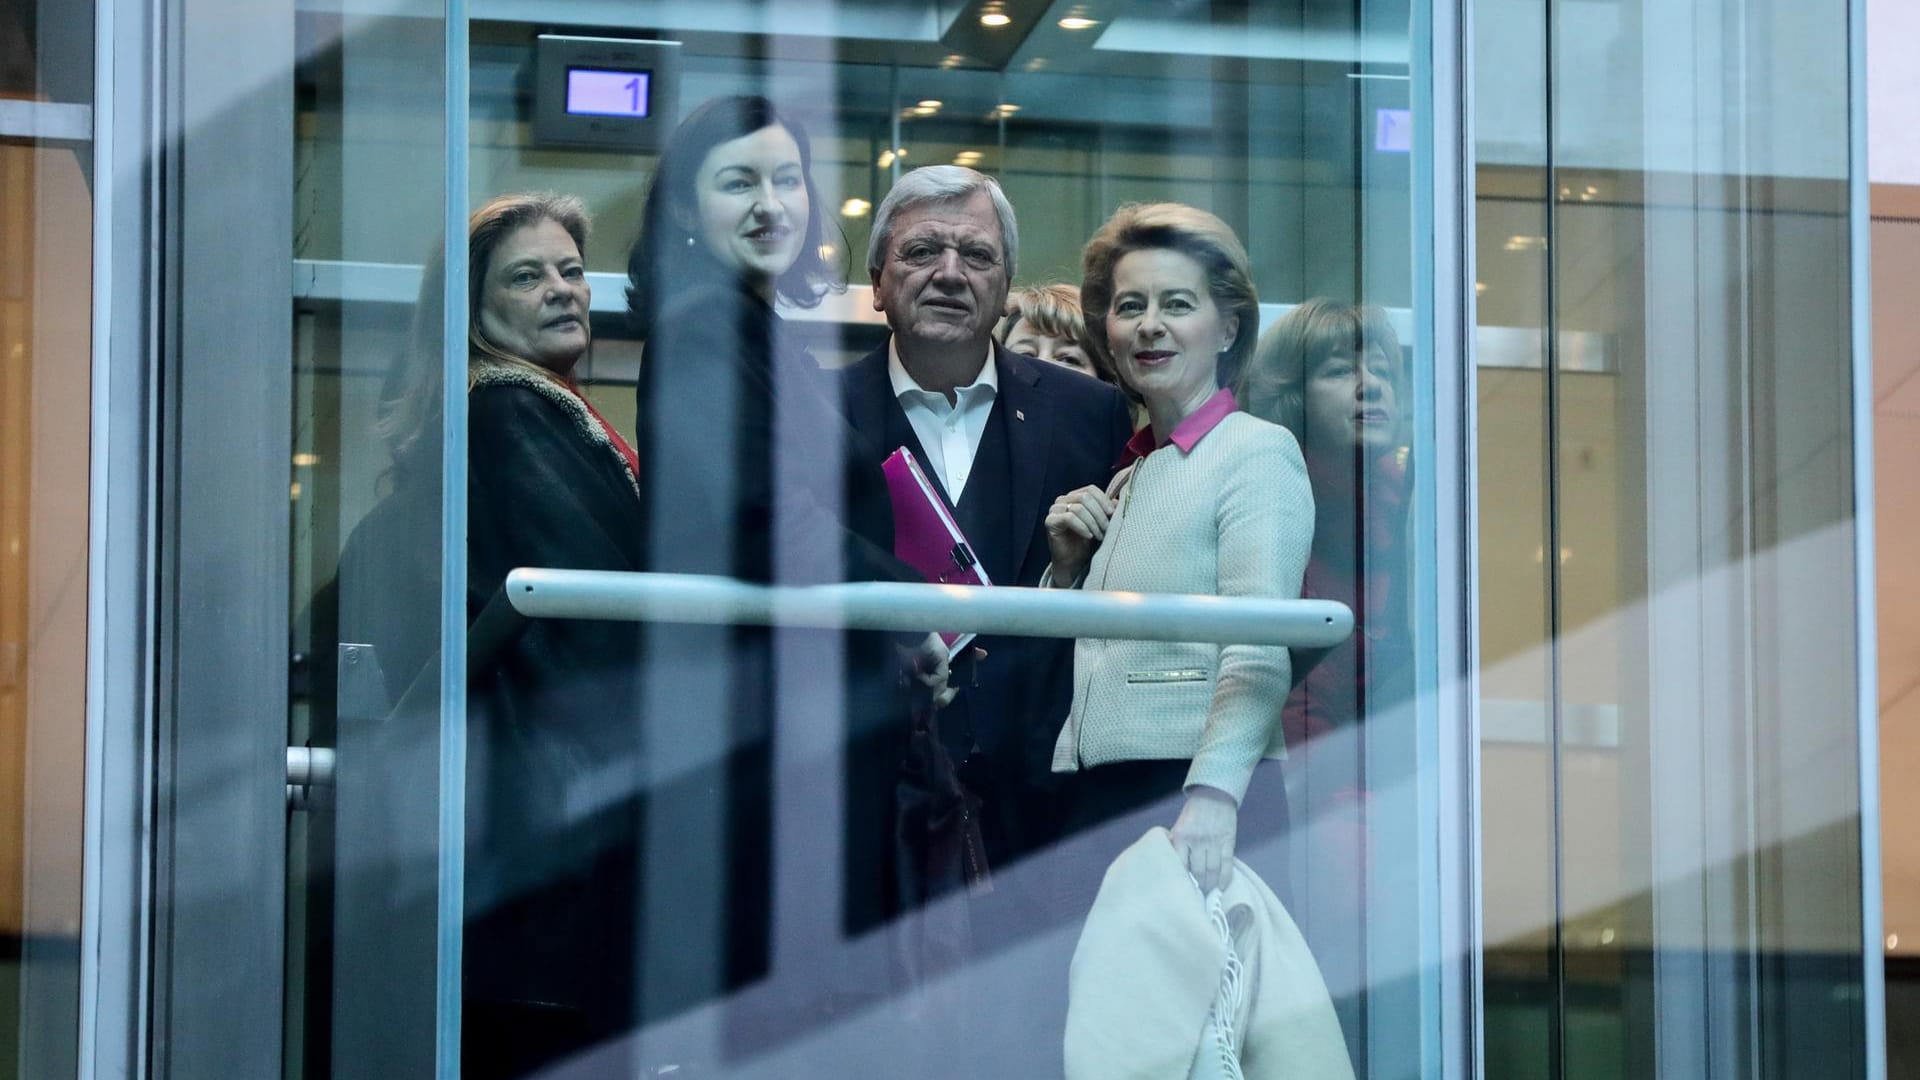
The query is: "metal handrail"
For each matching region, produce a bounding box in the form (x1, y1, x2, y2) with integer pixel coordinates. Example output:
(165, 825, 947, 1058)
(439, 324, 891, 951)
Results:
(504, 568, 1355, 649)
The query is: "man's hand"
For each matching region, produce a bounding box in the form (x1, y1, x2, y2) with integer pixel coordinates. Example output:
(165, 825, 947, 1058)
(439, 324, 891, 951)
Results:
(901, 632, 958, 709)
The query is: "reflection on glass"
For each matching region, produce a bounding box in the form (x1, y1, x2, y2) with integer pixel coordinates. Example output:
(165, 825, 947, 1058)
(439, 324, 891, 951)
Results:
(1239, 299, 1414, 1067)
(298, 1, 1428, 1075)
(1475, 0, 1868, 1076)
(289, 10, 448, 1077)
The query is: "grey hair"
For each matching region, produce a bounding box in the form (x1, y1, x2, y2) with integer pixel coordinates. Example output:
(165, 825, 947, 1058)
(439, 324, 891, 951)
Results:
(865, 165, 1019, 281)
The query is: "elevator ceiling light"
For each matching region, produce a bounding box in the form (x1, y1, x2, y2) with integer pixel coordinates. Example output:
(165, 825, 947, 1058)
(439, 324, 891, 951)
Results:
(980, 11, 1011, 27)
(1059, 16, 1099, 30)
(841, 198, 871, 217)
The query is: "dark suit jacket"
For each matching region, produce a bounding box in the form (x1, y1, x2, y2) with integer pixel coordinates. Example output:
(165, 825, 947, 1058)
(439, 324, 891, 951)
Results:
(840, 339, 1134, 862)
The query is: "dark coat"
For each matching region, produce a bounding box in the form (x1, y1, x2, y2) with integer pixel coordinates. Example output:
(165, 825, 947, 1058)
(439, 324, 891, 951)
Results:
(839, 341, 1135, 864)
(634, 280, 919, 1017)
(459, 365, 648, 1072)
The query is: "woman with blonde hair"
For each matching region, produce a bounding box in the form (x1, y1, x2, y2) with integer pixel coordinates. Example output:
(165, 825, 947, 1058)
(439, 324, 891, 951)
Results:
(1044, 203, 1313, 893)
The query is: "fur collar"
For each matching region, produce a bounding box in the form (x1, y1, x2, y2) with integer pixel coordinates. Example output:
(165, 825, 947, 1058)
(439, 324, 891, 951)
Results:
(470, 362, 640, 497)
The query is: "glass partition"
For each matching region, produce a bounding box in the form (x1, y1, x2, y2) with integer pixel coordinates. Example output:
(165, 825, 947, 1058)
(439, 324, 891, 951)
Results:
(0, 1, 94, 1075)
(288, 3, 449, 1076)
(342, 1, 1455, 1076)
(1473, 0, 1874, 1076)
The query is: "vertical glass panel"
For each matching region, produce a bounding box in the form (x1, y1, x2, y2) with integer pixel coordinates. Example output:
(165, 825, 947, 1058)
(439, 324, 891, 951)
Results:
(432, 2, 1447, 1077)
(287, 2, 447, 1075)
(1472, 0, 1559, 1074)
(0, 0, 93, 1074)
(1869, 7, 1920, 1056)
(1476, 0, 1871, 1077)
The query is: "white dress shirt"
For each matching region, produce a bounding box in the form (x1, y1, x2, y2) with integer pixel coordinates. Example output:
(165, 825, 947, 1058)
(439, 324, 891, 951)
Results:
(887, 340, 1000, 502)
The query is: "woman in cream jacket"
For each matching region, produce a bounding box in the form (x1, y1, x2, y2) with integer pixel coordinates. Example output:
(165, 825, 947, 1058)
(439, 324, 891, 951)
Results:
(1045, 203, 1314, 894)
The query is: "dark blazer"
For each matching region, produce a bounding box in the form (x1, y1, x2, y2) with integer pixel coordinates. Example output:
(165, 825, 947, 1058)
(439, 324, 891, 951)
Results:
(840, 340, 1134, 862)
(635, 279, 919, 998)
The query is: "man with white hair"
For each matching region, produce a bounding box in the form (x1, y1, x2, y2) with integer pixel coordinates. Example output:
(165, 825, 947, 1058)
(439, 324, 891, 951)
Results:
(842, 165, 1133, 883)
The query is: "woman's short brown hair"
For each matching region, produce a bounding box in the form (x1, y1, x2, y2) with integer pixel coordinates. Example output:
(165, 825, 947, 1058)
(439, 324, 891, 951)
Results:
(1235, 297, 1406, 443)
(1079, 203, 1260, 390)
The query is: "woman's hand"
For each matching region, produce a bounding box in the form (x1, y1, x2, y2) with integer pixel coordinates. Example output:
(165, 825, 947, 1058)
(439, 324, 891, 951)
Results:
(1169, 785, 1239, 893)
(1044, 484, 1118, 587)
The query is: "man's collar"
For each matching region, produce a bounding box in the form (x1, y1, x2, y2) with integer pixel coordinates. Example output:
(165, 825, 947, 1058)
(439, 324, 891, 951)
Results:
(887, 337, 1000, 400)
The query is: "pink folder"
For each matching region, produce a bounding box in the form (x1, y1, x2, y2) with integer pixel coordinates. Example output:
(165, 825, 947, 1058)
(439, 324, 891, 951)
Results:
(881, 446, 991, 654)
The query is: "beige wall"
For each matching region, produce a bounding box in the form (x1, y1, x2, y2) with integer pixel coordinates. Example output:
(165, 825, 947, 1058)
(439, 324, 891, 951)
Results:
(0, 143, 91, 942)
(1874, 202, 1920, 956)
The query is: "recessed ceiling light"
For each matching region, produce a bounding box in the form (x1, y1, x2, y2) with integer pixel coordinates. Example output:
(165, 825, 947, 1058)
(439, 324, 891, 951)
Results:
(995, 103, 1022, 115)
(841, 198, 871, 217)
(980, 11, 1012, 27)
(1058, 16, 1099, 30)
(917, 99, 943, 109)
(911, 105, 939, 116)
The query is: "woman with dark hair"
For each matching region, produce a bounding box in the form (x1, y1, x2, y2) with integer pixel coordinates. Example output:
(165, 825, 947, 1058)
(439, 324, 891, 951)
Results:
(625, 95, 949, 1025)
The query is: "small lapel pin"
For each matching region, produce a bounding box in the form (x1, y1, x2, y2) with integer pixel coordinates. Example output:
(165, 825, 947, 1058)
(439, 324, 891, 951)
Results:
(1015, 409, 1026, 422)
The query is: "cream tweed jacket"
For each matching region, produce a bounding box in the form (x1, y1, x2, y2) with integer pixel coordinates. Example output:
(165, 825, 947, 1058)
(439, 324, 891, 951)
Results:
(1051, 411, 1314, 805)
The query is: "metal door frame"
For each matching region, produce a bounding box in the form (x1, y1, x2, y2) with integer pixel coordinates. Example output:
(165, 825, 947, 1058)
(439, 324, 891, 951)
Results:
(81, 0, 296, 1075)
